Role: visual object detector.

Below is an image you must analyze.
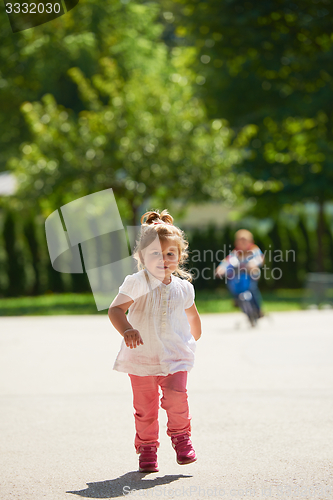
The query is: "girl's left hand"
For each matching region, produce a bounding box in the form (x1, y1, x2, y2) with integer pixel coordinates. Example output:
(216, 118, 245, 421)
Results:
(123, 328, 144, 349)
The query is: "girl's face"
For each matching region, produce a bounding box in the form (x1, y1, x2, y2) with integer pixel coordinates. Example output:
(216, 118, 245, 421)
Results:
(141, 237, 180, 283)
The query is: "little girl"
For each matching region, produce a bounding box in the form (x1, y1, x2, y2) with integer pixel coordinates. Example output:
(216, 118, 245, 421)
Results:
(108, 209, 201, 473)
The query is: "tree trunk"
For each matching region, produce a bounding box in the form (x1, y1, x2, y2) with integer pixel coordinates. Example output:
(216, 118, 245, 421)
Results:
(317, 200, 325, 272)
(23, 215, 41, 295)
(131, 203, 138, 227)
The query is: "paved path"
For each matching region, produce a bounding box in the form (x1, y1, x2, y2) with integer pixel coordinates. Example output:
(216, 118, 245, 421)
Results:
(1, 311, 333, 500)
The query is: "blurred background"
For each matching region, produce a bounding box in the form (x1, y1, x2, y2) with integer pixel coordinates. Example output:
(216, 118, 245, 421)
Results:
(0, 0, 333, 314)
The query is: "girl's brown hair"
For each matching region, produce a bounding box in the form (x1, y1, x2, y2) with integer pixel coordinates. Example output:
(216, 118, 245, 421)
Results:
(133, 209, 192, 282)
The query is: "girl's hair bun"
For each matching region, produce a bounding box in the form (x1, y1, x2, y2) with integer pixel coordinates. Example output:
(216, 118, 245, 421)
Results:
(141, 209, 174, 226)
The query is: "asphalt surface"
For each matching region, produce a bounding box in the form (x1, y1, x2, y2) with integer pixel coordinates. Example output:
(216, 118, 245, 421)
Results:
(1, 310, 333, 500)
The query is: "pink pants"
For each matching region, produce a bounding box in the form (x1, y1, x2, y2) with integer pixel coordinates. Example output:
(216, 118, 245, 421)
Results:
(129, 371, 191, 451)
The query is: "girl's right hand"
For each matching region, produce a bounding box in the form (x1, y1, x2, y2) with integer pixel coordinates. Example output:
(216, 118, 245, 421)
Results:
(123, 328, 144, 349)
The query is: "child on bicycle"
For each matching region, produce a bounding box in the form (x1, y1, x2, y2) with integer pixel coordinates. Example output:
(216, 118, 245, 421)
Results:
(215, 229, 264, 317)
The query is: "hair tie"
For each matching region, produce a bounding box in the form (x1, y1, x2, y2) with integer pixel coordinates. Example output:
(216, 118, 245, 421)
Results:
(152, 220, 172, 225)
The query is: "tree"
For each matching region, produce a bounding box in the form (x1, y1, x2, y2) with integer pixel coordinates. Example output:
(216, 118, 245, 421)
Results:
(3, 0, 257, 225)
(8, 50, 250, 224)
(164, 0, 333, 268)
(0, 0, 177, 172)
(23, 214, 42, 295)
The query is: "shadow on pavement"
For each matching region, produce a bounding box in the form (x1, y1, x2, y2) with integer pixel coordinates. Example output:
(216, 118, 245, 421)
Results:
(67, 471, 192, 498)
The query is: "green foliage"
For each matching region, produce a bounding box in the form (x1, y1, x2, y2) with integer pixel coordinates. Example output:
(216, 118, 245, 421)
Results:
(3, 0, 253, 222)
(167, 0, 333, 121)
(0, 0, 166, 171)
(164, 0, 333, 208)
(8, 63, 243, 219)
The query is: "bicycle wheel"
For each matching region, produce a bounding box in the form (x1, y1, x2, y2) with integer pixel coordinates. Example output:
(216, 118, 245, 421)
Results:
(239, 292, 257, 327)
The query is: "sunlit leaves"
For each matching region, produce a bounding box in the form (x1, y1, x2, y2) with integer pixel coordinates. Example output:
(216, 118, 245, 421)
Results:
(9, 44, 247, 217)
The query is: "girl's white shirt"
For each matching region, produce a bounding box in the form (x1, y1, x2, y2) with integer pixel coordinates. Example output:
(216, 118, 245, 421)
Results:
(113, 268, 196, 376)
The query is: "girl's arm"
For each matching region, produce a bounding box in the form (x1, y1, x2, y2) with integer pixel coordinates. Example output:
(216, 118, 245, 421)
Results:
(108, 293, 144, 349)
(185, 303, 202, 341)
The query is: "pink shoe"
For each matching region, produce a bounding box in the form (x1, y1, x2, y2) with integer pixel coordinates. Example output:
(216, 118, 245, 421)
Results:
(171, 433, 197, 465)
(137, 445, 159, 473)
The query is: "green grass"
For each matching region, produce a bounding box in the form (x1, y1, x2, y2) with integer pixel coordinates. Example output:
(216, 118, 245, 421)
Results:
(195, 288, 304, 314)
(0, 289, 309, 316)
(0, 293, 104, 316)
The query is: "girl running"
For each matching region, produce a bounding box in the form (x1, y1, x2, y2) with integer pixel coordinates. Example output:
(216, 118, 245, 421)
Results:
(108, 209, 201, 472)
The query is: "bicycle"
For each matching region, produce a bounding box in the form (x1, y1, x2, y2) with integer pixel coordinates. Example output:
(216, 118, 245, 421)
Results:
(224, 257, 261, 327)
